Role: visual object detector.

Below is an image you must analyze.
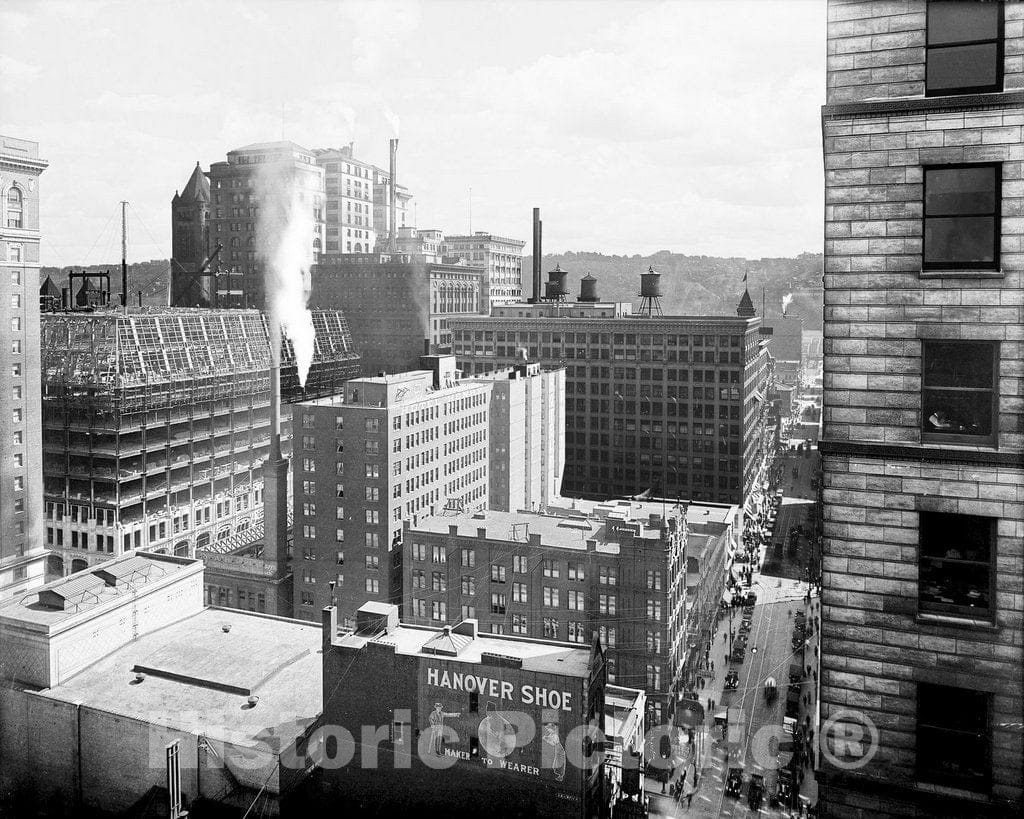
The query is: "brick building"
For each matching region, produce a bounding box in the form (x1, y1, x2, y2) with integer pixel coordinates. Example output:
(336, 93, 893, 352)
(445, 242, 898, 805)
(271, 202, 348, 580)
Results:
(0, 136, 50, 601)
(320, 602, 609, 819)
(400, 499, 729, 727)
(819, 2, 1023, 816)
(449, 290, 771, 510)
(312, 254, 485, 374)
(170, 142, 325, 308)
(293, 356, 492, 624)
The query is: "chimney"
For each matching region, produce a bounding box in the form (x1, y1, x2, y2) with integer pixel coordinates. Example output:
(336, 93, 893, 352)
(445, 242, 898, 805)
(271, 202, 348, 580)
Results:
(264, 316, 290, 578)
(322, 606, 338, 651)
(532, 208, 542, 303)
(389, 139, 399, 251)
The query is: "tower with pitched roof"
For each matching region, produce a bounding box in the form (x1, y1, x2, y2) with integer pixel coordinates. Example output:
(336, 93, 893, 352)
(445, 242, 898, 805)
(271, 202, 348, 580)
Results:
(170, 162, 212, 306)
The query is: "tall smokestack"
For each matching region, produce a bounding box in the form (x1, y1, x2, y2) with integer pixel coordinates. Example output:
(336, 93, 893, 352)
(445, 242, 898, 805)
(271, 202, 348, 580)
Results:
(264, 316, 289, 578)
(532, 208, 542, 303)
(389, 139, 399, 252)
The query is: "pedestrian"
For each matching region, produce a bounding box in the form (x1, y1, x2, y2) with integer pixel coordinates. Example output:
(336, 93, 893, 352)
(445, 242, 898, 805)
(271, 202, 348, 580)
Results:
(711, 660, 715, 673)
(687, 792, 693, 808)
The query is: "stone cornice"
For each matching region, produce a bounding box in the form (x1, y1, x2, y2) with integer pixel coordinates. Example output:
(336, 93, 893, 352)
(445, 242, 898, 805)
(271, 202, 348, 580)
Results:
(821, 90, 1024, 120)
(818, 438, 1023, 468)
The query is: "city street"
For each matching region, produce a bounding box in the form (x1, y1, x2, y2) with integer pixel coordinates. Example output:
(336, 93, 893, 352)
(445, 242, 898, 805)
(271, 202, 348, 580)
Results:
(646, 438, 822, 818)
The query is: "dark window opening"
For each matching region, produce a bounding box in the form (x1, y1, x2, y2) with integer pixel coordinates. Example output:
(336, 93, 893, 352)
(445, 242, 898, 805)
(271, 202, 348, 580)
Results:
(922, 340, 997, 445)
(926, 1, 1003, 96)
(919, 511, 993, 618)
(917, 683, 990, 792)
(923, 164, 1000, 271)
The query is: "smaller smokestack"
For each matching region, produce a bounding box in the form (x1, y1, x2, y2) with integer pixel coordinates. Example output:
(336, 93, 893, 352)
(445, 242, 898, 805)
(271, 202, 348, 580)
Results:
(389, 139, 399, 252)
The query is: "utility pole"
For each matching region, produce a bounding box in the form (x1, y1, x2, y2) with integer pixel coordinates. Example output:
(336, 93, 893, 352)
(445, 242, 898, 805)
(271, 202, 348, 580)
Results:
(121, 200, 129, 308)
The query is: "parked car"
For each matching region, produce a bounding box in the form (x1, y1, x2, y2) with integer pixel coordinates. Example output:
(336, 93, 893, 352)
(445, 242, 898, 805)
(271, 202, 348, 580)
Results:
(726, 768, 744, 798)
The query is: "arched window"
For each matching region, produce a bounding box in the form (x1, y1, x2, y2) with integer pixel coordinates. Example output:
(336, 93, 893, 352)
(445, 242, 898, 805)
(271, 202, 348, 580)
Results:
(354, 242, 362, 253)
(71, 558, 89, 574)
(7, 187, 22, 229)
(173, 540, 190, 557)
(230, 237, 239, 248)
(313, 237, 321, 251)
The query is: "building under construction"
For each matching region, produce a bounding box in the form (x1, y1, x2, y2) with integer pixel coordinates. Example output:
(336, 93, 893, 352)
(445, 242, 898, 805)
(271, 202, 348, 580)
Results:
(39, 307, 360, 578)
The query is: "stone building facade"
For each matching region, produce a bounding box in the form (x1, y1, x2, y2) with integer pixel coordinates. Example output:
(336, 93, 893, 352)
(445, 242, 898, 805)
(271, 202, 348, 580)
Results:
(819, 2, 1023, 816)
(0, 136, 49, 601)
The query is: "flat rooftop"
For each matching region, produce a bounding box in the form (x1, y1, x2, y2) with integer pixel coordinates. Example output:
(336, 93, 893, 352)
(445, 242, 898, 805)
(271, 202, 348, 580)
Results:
(0, 553, 198, 629)
(408, 505, 676, 552)
(339, 621, 593, 679)
(43, 607, 322, 752)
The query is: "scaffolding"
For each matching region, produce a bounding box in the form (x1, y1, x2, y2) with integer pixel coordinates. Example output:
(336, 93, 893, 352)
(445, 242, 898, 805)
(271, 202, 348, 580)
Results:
(40, 307, 360, 555)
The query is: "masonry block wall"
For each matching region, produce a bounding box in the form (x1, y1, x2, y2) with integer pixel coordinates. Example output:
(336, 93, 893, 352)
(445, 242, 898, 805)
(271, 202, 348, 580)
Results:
(820, 1, 1024, 817)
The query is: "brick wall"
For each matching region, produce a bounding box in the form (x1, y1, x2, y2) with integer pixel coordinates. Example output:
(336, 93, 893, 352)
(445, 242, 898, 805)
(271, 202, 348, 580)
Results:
(827, 1, 1024, 103)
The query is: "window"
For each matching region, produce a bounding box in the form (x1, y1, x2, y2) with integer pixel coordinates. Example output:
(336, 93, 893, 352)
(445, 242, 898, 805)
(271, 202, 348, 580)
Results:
(512, 582, 528, 603)
(461, 605, 476, 620)
(599, 594, 616, 615)
(302, 435, 315, 450)
(336, 506, 346, 520)
(567, 590, 585, 611)
(302, 502, 316, 517)
(336, 550, 345, 564)
(365, 486, 380, 501)
(365, 532, 379, 548)
(646, 664, 661, 689)
(412, 543, 427, 561)
(365, 554, 379, 570)
(365, 578, 380, 594)
(647, 599, 662, 620)
(598, 625, 616, 648)
(302, 457, 315, 472)
(922, 341, 996, 444)
(412, 598, 427, 618)
(919, 512, 993, 618)
(543, 587, 559, 607)
(365, 510, 379, 524)
(365, 441, 379, 454)
(542, 559, 559, 579)
(432, 545, 446, 563)
(512, 614, 527, 634)
(302, 524, 316, 539)
(917, 683, 989, 791)
(568, 561, 585, 582)
(543, 617, 558, 639)
(6, 187, 22, 228)
(302, 413, 315, 428)
(461, 548, 475, 567)
(490, 592, 506, 614)
(925, 1, 1002, 96)
(365, 418, 380, 432)
(513, 555, 528, 573)
(646, 630, 662, 653)
(568, 621, 585, 644)
(461, 575, 475, 595)
(646, 570, 662, 591)
(431, 600, 447, 621)
(302, 480, 316, 495)
(365, 463, 380, 478)
(412, 569, 426, 589)
(923, 164, 1000, 270)
(599, 565, 618, 586)
(490, 564, 506, 583)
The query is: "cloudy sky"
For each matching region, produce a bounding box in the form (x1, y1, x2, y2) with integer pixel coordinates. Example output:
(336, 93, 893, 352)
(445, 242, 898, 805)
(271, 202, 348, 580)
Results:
(1, 0, 826, 268)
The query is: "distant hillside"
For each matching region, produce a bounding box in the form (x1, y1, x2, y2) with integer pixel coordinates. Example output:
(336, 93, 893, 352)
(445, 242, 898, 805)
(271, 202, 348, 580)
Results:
(526, 251, 824, 328)
(41, 260, 171, 307)
(41, 251, 825, 328)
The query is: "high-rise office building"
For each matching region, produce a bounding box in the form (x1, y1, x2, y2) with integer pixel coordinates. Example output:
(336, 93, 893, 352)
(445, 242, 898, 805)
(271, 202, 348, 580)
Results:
(293, 356, 492, 624)
(313, 144, 377, 254)
(444, 232, 526, 308)
(450, 280, 771, 511)
(39, 308, 360, 575)
(0, 135, 49, 601)
(170, 142, 325, 308)
(481, 359, 565, 513)
(819, 2, 1023, 815)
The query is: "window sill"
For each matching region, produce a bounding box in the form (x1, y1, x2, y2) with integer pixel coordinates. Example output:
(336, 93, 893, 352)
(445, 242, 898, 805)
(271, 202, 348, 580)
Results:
(919, 269, 1004, 279)
(915, 612, 998, 631)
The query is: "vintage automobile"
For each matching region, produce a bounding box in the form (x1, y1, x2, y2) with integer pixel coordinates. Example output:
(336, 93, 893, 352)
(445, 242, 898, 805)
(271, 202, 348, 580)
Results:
(745, 591, 758, 606)
(726, 768, 744, 798)
(748, 773, 765, 810)
(776, 767, 796, 809)
(764, 677, 778, 705)
(724, 670, 740, 690)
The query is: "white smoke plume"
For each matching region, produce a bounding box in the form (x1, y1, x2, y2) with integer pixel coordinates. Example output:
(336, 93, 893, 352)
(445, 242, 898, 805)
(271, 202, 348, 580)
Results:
(384, 106, 401, 137)
(340, 104, 357, 141)
(256, 163, 316, 387)
(782, 292, 794, 316)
